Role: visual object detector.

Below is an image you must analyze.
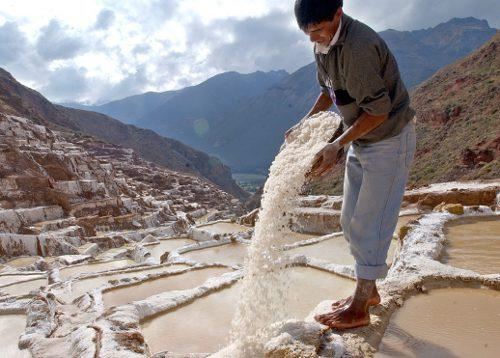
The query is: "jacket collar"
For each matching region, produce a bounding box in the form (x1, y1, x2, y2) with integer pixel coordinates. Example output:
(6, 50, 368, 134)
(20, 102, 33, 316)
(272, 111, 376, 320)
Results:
(334, 13, 353, 47)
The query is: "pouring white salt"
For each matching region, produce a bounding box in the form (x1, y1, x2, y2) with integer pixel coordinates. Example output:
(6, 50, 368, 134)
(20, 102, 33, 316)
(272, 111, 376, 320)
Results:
(217, 111, 342, 357)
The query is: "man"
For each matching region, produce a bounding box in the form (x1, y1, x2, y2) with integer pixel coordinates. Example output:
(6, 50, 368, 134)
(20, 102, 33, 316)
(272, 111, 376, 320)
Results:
(286, 0, 416, 329)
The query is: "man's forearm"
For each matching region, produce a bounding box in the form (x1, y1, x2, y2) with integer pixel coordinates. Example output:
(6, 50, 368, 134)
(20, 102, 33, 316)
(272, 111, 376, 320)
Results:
(335, 111, 388, 147)
(305, 92, 333, 120)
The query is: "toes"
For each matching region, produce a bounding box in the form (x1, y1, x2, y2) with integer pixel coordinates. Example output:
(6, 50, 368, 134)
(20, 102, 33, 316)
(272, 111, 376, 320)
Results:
(314, 313, 327, 322)
(315, 312, 342, 327)
(315, 313, 333, 325)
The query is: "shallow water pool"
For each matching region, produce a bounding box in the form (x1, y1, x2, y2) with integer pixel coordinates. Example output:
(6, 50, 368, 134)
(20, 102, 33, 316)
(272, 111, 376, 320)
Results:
(377, 288, 500, 358)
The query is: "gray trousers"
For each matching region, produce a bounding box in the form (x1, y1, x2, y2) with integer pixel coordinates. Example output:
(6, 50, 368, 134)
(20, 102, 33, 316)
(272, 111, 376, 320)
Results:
(341, 119, 416, 280)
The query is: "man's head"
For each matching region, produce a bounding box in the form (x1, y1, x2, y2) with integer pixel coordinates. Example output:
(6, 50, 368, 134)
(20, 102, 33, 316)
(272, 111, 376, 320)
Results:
(294, 0, 343, 46)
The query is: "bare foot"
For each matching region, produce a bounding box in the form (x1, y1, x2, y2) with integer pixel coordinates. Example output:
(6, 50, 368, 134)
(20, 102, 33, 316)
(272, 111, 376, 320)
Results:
(315, 305, 370, 330)
(331, 289, 381, 310)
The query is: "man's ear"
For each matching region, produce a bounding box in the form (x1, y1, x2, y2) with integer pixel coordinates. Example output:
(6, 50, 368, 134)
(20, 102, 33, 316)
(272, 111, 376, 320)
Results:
(336, 7, 343, 17)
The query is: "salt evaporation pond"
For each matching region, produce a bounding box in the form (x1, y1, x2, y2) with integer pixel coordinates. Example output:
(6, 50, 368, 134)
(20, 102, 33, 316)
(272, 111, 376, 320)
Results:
(6, 256, 40, 268)
(0, 277, 47, 296)
(376, 288, 500, 357)
(59, 259, 135, 280)
(0, 314, 30, 357)
(181, 243, 248, 266)
(0, 274, 45, 287)
(147, 238, 194, 261)
(103, 267, 230, 309)
(442, 216, 500, 274)
(282, 231, 318, 243)
(197, 222, 249, 234)
(142, 266, 354, 354)
(59, 264, 190, 302)
(287, 236, 398, 265)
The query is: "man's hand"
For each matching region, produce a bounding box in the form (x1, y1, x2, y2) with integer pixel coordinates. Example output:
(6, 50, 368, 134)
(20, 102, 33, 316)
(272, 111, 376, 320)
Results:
(309, 141, 342, 178)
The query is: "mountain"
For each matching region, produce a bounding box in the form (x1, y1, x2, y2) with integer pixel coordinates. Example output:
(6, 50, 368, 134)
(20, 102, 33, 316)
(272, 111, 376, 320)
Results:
(407, 31, 499, 185)
(379, 17, 497, 88)
(74, 18, 496, 174)
(0, 68, 248, 200)
(309, 31, 500, 195)
(206, 63, 318, 172)
(62, 91, 178, 124)
(64, 70, 288, 132)
(137, 70, 289, 150)
(205, 17, 497, 172)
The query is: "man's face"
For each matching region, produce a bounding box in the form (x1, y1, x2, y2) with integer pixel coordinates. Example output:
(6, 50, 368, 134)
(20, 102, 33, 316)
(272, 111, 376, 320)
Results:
(304, 8, 342, 46)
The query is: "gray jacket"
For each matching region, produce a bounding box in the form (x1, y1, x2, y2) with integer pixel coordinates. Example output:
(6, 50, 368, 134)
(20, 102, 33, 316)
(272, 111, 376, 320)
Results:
(316, 14, 415, 145)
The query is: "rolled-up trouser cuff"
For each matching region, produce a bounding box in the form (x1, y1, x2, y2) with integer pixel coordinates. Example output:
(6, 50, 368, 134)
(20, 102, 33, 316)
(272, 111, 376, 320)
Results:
(355, 263, 388, 280)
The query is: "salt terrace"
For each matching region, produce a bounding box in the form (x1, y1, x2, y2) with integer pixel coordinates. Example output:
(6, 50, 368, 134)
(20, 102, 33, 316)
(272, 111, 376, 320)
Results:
(0, 113, 499, 357)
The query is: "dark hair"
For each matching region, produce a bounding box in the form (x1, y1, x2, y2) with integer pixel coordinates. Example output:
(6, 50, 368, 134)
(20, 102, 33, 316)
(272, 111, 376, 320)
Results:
(294, 0, 343, 30)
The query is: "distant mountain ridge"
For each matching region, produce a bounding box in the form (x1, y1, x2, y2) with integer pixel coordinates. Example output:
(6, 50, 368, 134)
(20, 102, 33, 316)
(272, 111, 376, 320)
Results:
(0, 68, 248, 200)
(64, 17, 497, 173)
(63, 91, 177, 124)
(379, 17, 497, 88)
(64, 70, 288, 127)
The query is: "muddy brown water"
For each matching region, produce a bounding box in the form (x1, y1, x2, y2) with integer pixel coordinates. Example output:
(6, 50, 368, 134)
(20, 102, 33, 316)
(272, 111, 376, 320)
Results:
(0, 277, 47, 296)
(6, 257, 40, 268)
(0, 314, 30, 357)
(282, 231, 319, 244)
(286, 236, 398, 265)
(442, 216, 500, 274)
(182, 243, 248, 266)
(58, 264, 190, 302)
(147, 239, 194, 261)
(376, 288, 500, 358)
(142, 266, 355, 354)
(0, 274, 45, 287)
(198, 222, 249, 234)
(103, 267, 231, 309)
(59, 259, 136, 280)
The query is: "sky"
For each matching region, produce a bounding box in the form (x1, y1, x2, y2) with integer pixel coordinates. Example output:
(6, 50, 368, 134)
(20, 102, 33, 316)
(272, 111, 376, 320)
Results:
(0, 0, 498, 104)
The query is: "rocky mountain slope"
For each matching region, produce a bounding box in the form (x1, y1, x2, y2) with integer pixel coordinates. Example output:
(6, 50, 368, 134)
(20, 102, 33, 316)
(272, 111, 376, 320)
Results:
(0, 112, 243, 256)
(0, 68, 248, 199)
(309, 31, 500, 195)
(65, 18, 496, 173)
(408, 31, 500, 185)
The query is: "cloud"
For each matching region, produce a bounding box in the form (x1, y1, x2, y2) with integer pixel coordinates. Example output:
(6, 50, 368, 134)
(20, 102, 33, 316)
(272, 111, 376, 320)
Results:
(0, 22, 28, 64)
(188, 10, 312, 73)
(1, 0, 497, 105)
(40, 66, 89, 100)
(344, 0, 500, 31)
(154, 0, 179, 20)
(132, 44, 151, 55)
(94, 9, 115, 30)
(36, 19, 86, 61)
(95, 65, 151, 103)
